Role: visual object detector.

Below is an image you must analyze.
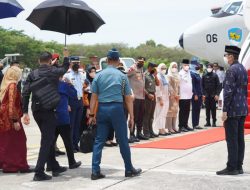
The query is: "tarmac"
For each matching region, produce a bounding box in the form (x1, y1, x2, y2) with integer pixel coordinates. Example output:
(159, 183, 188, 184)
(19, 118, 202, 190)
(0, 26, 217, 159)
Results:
(1, 109, 250, 190)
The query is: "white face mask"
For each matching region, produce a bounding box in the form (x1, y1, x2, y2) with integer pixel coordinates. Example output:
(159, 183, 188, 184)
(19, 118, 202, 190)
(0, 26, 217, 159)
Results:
(207, 68, 213, 73)
(161, 70, 167, 75)
(223, 57, 229, 64)
(171, 68, 177, 73)
(183, 65, 189, 71)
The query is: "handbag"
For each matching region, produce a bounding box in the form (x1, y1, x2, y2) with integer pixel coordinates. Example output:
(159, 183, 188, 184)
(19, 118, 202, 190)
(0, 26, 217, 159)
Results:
(79, 125, 96, 153)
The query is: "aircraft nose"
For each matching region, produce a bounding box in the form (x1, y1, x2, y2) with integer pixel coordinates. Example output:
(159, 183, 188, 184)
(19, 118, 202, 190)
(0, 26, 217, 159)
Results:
(179, 33, 184, 49)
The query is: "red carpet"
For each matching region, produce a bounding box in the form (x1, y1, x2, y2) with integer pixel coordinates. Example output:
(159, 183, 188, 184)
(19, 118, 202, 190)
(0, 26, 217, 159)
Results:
(132, 128, 250, 150)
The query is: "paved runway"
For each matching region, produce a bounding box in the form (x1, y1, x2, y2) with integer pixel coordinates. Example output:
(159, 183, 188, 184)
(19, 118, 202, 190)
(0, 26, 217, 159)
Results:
(1, 109, 250, 190)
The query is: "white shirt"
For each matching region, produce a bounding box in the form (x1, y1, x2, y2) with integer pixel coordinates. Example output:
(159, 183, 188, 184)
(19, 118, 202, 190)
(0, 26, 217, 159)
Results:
(179, 69, 193, 100)
(63, 70, 86, 98)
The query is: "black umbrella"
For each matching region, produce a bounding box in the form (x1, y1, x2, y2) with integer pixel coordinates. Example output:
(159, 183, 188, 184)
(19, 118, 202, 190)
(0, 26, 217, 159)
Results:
(27, 0, 105, 46)
(0, 0, 24, 19)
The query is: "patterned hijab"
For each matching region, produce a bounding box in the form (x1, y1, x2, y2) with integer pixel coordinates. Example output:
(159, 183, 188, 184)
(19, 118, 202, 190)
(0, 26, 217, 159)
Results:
(0, 66, 22, 102)
(167, 62, 180, 80)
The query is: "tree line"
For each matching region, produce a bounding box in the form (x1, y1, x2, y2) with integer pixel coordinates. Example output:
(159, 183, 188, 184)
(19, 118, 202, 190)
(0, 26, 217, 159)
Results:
(0, 27, 191, 68)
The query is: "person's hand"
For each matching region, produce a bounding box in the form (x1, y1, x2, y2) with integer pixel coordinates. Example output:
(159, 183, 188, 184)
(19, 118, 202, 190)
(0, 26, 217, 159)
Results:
(202, 96, 206, 102)
(214, 95, 219, 101)
(129, 116, 134, 129)
(148, 94, 154, 101)
(51, 58, 57, 66)
(194, 95, 198, 101)
(153, 69, 158, 77)
(160, 99, 164, 107)
(88, 117, 96, 125)
(68, 105, 71, 112)
(22, 114, 30, 125)
(175, 95, 180, 101)
(221, 112, 228, 122)
(63, 47, 69, 57)
(13, 122, 21, 131)
(86, 109, 90, 118)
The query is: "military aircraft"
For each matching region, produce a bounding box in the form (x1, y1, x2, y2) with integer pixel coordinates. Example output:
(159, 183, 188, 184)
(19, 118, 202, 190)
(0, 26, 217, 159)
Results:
(179, 0, 248, 67)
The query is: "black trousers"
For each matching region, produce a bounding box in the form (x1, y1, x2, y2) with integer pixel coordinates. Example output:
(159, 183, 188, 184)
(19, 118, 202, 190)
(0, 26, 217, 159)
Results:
(224, 116, 246, 170)
(33, 111, 59, 174)
(179, 99, 191, 128)
(192, 96, 202, 127)
(143, 96, 156, 136)
(48, 125, 76, 167)
(132, 99, 145, 136)
(205, 96, 217, 124)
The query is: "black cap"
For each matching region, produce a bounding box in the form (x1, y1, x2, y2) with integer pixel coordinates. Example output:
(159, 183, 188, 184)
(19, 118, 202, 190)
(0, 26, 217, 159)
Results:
(182, 59, 190, 64)
(148, 62, 157, 68)
(225, 45, 241, 56)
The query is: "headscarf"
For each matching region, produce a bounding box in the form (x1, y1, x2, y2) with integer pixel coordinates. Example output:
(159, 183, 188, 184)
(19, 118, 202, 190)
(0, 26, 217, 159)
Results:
(167, 62, 180, 80)
(0, 66, 22, 102)
(157, 63, 168, 86)
(86, 66, 96, 83)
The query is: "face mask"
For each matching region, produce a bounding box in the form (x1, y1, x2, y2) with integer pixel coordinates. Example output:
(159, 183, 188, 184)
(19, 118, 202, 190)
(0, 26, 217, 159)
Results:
(137, 63, 144, 68)
(223, 57, 229, 64)
(207, 68, 213, 73)
(72, 64, 79, 71)
(195, 66, 200, 71)
(161, 70, 167, 75)
(89, 72, 96, 78)
(172, 68, 177, 73)
(183, 65, 189, 71)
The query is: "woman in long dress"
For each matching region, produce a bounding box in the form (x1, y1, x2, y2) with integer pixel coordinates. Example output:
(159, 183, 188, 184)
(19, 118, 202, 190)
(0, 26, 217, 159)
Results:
(0, 66, 31, 173)
(153, 63, 170, 136)
(166, 62, 180, 134)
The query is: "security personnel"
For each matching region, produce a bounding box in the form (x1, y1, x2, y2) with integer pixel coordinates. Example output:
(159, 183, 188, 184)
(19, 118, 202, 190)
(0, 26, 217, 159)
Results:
(190, 61, 203, 130)
(22, 50, 69, 181)
(64, 56, 85, 152)
(217, 46, 248, 175)
(88, 48, 141, 180)
(143, 62, 160, 138)
(202, 63, 221, 127)
(127, 57, 148, 141)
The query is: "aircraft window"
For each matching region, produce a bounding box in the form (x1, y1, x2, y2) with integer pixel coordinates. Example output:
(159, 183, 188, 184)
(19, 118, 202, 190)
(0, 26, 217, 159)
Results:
(225, 2, 242, 15)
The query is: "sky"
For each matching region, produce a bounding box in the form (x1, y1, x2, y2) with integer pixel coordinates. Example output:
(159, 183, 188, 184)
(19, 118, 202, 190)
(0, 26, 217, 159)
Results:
(0, 0, 228, 47)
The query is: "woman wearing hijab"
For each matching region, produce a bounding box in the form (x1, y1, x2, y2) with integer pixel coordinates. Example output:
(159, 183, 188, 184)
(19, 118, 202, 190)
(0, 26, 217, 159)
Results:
(0, 66, 31, 173)
(166, 62, 180, 134)
(153, 63, 170, 136)
(81, 67, 97, 135)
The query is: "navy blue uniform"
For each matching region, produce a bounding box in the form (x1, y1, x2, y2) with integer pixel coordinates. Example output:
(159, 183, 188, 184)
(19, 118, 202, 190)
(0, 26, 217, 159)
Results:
(91, 66, 133, 174)
(223, 61, 248, 171)
(191, 71, 202, 128)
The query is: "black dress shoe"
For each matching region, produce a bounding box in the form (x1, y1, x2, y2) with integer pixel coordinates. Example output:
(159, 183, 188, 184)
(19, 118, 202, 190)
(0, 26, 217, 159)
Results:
(33, 173, 52, 181)
(195, 126, 203, 130)
(159, 133, 169, 136)
(181, 128, 188, 132)
(52, 166, 67, 177)
(73, 149, 78, 153)
(185, 126, 193, 131)
(55, 150, 65, 156)
(173, 129, 180, 133)
(46, 167, 52, 172)
(69, 161, 82, 169)
(125, 168, 142, 177)
(151, 132, 159, 137)
(137, 133, 149, 140)
(128, 137, 135, 144)
(216, 168, 239, 175)
(91, 172, 106, 180)
(212, 123, 217, 127)
(204, 123, 211, 127)
(238, 167, 244, 174)
(104, 142, 113, 147)
(20, 168, 35, 173)
(111, 142, 118, 146)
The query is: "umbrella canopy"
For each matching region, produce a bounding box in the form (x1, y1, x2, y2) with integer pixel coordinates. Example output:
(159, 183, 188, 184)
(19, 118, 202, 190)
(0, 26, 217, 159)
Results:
(27, 0, 105, 37)
(0, 0, 24, 19)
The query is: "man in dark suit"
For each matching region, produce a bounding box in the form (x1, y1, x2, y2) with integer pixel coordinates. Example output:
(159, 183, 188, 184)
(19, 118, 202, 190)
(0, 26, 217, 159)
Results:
(217, 45, 248, 175)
